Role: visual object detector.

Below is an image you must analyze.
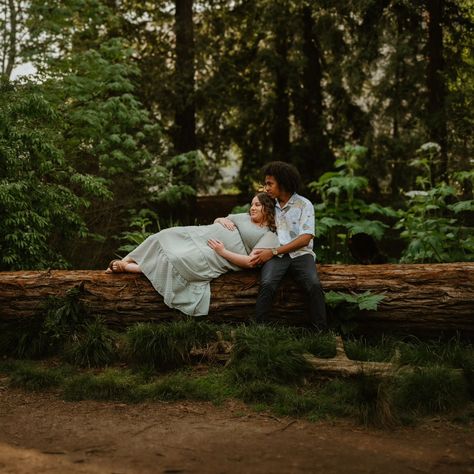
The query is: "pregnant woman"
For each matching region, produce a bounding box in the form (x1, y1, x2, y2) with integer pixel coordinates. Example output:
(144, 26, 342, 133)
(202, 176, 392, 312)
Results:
(106, 193, 279, 316)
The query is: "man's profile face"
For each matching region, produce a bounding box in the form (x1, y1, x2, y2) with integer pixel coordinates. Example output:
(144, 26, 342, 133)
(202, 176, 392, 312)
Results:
(264, 175, 281, 199)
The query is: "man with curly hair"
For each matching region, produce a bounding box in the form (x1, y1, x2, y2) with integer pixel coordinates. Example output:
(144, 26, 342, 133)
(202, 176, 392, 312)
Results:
(250, 161, 327, 330)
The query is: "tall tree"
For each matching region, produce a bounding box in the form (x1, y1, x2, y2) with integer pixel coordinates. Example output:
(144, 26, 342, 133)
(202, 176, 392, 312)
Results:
(271, 2, 290, 162)
(426, 0, 448, 181)
(174, 0, 197, 153)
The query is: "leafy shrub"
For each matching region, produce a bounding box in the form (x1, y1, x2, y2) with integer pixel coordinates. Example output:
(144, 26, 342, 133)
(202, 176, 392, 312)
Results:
(64, 317, 117, 367)
(309, 144, 396, 263)
(396, 143, 474, 263)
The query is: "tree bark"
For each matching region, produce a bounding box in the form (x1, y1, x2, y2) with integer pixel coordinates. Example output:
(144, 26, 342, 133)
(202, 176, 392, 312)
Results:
(0, 263, 473, 335)
(297, 5, 333, 180)
(271, 13, 290, 162)
(2, 0, 17, 80)
(426, 0, 448, 181)
(174, 0, 196, 153)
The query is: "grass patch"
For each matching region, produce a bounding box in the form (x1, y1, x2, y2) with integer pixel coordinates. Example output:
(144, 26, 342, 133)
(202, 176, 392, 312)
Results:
(395, 336, 474, 368)
(64, 317, 117, 368)
(125, 320, 218, 370)
(63, 369, 141, 402)
(228, 325, 311, 384)
(7, 361, 73, 391)
(2, 323, 473, 427)
(394, 366, 470, 415)
(344, 335, 395, 362)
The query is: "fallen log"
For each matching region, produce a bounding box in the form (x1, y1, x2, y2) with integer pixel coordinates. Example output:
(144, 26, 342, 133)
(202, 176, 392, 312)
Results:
(0, 263, 473, 335)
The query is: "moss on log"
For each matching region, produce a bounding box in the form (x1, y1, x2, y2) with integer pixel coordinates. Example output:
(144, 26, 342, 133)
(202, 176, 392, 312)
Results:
(0, 263, 473, 335)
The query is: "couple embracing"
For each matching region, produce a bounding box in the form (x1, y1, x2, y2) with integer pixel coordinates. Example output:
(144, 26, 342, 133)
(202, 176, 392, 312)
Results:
(107, 161, 327, 330)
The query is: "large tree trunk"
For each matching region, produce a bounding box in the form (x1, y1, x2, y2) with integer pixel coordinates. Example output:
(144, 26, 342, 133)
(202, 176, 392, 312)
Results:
(271, 12, 290, 162)
(296, 5, 333, 180)
(174, 0, 196, 153)
(426, 0, 448, 181)
(0, 263, 473, 335)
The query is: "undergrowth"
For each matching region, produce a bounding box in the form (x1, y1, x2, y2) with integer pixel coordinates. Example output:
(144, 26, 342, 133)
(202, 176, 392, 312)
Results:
(1, 321, 473, 427)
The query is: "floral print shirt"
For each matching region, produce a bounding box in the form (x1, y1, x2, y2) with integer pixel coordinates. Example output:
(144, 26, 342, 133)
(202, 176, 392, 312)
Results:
(275, 193, 316, 260)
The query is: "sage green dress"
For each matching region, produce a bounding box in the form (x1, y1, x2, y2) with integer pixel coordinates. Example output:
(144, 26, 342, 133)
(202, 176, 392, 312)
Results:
(125, 213, 279, 316)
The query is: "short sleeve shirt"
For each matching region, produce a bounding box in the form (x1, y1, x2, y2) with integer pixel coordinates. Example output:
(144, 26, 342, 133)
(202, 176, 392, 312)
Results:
(275, 193, 316, 260)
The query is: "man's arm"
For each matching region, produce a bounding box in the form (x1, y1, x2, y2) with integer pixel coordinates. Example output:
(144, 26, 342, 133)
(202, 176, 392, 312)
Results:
(249, 233, 313, 265)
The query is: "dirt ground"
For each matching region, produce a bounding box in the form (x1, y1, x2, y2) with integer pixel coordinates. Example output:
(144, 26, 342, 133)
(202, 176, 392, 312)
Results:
(0, 388, 473, 474)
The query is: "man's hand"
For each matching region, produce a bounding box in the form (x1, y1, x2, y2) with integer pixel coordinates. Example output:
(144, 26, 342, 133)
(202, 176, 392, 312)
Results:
(214, 217, 236, 230)
(249, 248, 273, 266)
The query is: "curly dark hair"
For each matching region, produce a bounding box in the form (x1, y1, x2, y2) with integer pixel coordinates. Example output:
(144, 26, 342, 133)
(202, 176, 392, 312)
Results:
(261, 161, 302, 194)
(253, 192, 276, 232)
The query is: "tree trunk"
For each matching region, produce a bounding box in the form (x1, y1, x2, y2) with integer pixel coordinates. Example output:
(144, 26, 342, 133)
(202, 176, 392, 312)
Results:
(271, 14, 290, 162)
(297, 5, 333, 180)
(174, 0, 196, 153)
(0, 263, 472, 335)
(426, 0, 448, 181)
(2, 0, 17, 80)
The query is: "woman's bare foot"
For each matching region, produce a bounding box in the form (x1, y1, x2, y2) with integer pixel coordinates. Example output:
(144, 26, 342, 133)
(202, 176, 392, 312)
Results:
(105, 259, 142, 274)
(105, 259, 129, 273)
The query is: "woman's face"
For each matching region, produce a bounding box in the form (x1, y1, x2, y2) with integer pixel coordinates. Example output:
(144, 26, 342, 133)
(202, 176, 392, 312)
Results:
(250, 196, 265, 224)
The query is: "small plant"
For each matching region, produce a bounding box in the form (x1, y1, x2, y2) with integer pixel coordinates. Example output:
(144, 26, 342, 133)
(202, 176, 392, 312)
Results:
(118, 208, 160, 253)
(64, 317, 117, 368)
(42, 286, 89, 344)
(325, 290, 386, 334)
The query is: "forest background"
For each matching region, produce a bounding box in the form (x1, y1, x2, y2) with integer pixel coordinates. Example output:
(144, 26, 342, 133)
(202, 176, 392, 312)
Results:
(1, 0, 473, 270)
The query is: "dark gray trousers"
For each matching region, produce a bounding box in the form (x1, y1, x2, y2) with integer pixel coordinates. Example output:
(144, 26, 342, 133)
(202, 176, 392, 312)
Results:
(255, 254, 327, 329)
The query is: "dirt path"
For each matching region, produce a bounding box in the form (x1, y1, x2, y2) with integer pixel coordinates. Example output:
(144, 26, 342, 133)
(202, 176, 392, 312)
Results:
(0, 389, 473, 474)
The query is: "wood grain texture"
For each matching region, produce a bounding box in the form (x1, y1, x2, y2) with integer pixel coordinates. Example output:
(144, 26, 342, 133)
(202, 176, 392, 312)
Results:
(0, 263, 473, 335)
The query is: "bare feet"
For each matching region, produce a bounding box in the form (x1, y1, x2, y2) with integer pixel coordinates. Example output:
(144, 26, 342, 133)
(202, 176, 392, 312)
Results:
(105, 259, 129, 273)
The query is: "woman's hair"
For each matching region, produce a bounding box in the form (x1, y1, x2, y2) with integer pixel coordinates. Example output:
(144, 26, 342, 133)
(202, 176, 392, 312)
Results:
(254, 192, 276, 232)
(261, 161, 302, 194)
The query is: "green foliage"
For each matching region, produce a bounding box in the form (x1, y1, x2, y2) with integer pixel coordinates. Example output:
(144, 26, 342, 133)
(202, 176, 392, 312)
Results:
(0, 81, 109, 270)
(42, 287, 89, 344)
(2, 324, 473, 424)
(396, 143, 474, 263)
(325, 290, 386, 334)
(63, 369, 140, 402)
(228, 325, 311, 384)
(309, 145, 396, 263)
(64, 317, 117, 368)
(344, 336, 396, 363)
(117, 209, 160, 254)
(8, 362, 70, 391)
(394, 367, 470, 415)
(125, 320, 217, 370)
